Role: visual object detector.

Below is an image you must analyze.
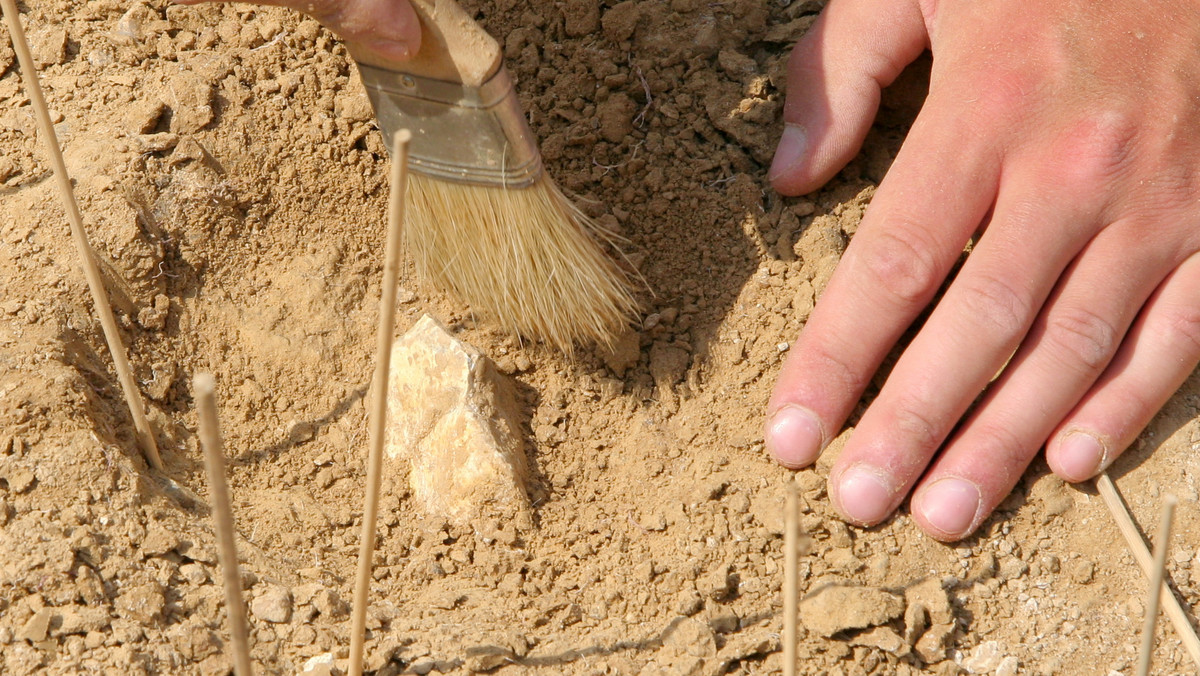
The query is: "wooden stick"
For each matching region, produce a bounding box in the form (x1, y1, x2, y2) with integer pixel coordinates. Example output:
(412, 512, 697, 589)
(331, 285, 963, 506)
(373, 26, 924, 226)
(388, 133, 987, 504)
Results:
(194, 373, 253, 676)
(1137, 495, 1178, 676)
(1097, 473, 1200, 669)
(0, 0, 161, 470)
(784, 480, 799, 676)
(349, 130, 412, 676)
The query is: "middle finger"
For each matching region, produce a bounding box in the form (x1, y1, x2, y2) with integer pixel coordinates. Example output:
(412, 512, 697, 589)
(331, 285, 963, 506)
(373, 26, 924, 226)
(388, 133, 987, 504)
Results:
(828, 169, 1100, 525)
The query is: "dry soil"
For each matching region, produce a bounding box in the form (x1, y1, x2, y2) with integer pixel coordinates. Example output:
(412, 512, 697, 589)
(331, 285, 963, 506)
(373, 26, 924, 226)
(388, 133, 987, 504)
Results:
(2, 1, 1199, 674)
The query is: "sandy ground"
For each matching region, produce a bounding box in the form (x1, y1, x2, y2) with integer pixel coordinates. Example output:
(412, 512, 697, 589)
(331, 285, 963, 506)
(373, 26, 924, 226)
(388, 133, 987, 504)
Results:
(1, 1, 1199, 674)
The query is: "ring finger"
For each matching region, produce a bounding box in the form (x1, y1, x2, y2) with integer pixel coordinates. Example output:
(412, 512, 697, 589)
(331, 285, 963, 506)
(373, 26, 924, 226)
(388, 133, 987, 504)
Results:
(911, 221, 1180, 540)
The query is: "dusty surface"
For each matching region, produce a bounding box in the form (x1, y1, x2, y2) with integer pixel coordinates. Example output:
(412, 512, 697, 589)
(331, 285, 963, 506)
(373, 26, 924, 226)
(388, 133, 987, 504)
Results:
(1, 1, 1199, 674)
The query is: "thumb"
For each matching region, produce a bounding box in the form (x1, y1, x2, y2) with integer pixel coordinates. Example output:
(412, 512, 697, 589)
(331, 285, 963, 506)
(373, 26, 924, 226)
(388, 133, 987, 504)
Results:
(173, 0, 422, 61)
(769, 0, 929, 196)
(321, 0, 422, 62)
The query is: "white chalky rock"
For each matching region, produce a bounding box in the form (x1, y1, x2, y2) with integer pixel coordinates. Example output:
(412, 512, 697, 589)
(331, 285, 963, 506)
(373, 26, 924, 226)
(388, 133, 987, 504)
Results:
(385, 315, 531, 528)
(961, 640, 1007, 674)
(300, 653, 334, 676)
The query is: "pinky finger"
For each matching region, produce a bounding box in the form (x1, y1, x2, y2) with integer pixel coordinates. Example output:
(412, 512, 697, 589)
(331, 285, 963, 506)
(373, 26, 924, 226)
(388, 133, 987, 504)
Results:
(1047, 251, 1200, 483)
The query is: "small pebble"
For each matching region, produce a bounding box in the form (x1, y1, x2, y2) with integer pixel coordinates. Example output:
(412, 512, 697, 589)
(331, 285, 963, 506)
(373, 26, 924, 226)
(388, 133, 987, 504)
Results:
(251, 586, 293, 623)
(996, 656, 1020, 676)
(300, 653, 334, 676)
(675, 589, 704, 616)
(962, 640, 1007, 673)
(180, 563, 209, 585)
(8, 468, 36, 493)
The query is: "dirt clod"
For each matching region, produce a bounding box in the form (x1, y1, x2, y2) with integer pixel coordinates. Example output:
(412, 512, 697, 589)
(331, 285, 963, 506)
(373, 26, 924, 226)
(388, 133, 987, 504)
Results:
(115, 584, 166, 625)
(799, 584, 905, 637)
(251, 586, 293, 624)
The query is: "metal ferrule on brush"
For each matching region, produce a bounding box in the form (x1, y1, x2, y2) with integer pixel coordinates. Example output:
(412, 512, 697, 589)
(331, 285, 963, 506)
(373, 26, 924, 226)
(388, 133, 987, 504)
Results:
(357, 62, 543, 189)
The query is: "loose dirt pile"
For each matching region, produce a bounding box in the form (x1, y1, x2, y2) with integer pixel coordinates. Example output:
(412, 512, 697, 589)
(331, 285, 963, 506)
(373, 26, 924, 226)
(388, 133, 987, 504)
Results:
(1, 1, 1199, 674)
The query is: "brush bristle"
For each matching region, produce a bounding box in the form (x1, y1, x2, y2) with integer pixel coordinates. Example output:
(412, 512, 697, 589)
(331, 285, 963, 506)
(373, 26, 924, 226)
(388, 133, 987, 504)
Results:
(405, 173, 639, 351)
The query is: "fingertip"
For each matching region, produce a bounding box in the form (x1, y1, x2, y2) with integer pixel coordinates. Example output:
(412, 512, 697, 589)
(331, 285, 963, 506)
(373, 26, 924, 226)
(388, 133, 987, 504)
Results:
(306, 0, 423, 62)
(830, 463, 896, 526)
(764, 403, 826, 468)
(395, 0, 422, 54)
(356, 0, 421, 62)
(1047, 428, 1108, 483)
(768, 124, 812, 196)
(913, 476, 982, 541)
(363, 38, 417, 62)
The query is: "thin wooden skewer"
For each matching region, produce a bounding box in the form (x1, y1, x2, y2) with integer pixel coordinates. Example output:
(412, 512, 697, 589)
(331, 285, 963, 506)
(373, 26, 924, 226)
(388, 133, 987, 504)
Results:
(784, 480, 799, 676)
(0, 0, 161, 470)
(1097, 473, 1200, 669)
(1137, 494, 1178, 676)
(349, 130, 412, 676)
(194, 373, 253, 676)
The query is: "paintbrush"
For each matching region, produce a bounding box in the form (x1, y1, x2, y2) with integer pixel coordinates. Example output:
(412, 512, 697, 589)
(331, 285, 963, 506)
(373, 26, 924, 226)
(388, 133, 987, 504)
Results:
(349, 0, 638, 351)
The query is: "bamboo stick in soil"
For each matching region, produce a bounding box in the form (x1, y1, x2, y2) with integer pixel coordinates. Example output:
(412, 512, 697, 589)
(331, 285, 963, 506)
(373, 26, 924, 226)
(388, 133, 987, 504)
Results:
(194, 374, 253, 676)
(1136, 495, 1178, 676)
(784, 480, 800, 676)
(349, 130, 412, 676)
(1097, 473, 1200, 669)
(0, 0, 162, 470)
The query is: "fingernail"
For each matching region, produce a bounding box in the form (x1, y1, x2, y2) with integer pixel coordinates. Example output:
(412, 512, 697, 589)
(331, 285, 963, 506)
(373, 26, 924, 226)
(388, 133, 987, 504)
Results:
(1055, 431, 1105, 482)
(764, 404, 825, 468)
(768, 123, 807, 182)
(365, 39, 414, 61)
(918, 477, 981, 539)
(835, 464, 894, 525)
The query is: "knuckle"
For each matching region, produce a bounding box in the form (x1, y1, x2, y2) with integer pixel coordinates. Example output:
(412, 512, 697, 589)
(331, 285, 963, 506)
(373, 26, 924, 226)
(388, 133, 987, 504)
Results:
(1052, 112, 1139, 190)
(888, 395, 945, 453)
(1044, 306, 1120, 373)
(969, 421, 1032, 484)
(1118, 386, 1158, 426)
(857, 226, 945, 309)
(956, 272, 1033, 338)
(1163, 302, 1200, 357)
(808, 342, 868, 396)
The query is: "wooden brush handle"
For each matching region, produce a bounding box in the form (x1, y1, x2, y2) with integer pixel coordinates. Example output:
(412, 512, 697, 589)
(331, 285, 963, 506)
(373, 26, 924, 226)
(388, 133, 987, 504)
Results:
(348, 0, 502, 87)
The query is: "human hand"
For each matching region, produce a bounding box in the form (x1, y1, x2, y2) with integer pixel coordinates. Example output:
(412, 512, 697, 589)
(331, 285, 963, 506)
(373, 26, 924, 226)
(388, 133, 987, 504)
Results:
(765, 0, 1200, 541)
(172, 0, 421, 61)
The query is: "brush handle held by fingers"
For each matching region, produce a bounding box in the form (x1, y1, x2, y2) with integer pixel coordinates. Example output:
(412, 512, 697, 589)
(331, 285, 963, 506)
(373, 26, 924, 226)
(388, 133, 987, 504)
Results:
(348, 0, 540, 186)
(348, 0, 501, 85)
(351, 0, 540, 187)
